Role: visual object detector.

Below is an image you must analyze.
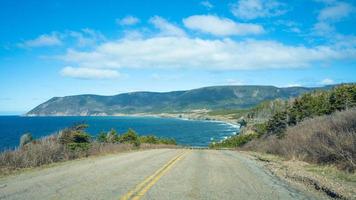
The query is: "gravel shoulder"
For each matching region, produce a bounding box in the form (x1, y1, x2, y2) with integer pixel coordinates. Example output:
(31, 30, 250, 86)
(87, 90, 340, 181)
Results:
(243, 151, 356, 200)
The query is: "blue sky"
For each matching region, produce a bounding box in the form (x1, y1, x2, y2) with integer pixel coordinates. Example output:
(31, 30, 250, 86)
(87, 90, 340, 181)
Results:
(1, 0, 356, 114)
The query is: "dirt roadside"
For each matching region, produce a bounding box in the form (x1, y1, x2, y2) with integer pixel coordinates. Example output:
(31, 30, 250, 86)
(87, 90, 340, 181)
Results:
(242, 151, 356, 200)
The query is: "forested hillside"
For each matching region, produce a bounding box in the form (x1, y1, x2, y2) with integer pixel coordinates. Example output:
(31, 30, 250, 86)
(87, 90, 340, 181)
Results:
(27, 85, 318, 116)
(210, 84, 356, 172)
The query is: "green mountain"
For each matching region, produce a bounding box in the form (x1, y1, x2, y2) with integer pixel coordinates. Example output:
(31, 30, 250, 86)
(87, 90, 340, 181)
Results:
(27, 85, 323, 116)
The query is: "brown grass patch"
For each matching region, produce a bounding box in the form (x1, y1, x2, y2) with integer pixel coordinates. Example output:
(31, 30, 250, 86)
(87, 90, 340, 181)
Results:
(243, 109, 356, 172)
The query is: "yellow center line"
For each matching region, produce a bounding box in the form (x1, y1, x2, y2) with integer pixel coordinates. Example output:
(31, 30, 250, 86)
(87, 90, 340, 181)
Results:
(131, 152, 187, 200)
(120, 150, 188, 200)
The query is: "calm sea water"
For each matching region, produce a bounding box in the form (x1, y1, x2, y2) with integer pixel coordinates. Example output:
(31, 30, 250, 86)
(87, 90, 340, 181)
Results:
(0, 116, 238, 150)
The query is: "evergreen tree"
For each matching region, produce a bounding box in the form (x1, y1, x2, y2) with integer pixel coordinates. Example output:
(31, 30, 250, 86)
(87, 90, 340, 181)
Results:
(97, 131, 107, 143)
(119, 129, 141, 147)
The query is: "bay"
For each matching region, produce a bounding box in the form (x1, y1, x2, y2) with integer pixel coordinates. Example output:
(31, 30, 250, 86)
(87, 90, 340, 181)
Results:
(0, 116, 238, 150)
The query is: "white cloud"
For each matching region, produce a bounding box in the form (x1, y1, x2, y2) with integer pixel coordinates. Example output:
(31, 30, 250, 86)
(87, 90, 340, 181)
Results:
(321, 78, 334, 85)
(149, 16, 186, 37)
(183, 15, 264, 36)
(68, 28, 106, 47)
(60, 66, 120, 79)
(333, 34, 356, 48)
(231, 0, 288, 20)
(122, 30, 145, 40)
(200, 1, 214, 9)
(313, 1, 354, 35)
(318, 2, 354, 22)
(20, 33, 62, 48)
(19, 29, 105, 49)
(313, 22, 335, 35)
(274, 20, 302, 34)
(117, 16, 140, 26)
(61, 36, 356, 71)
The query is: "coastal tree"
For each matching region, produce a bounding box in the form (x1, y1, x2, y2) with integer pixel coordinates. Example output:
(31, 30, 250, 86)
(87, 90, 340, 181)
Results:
(97, 131, 107, 143)
(106, 128, 118, 143)
(119, 129, 141, 147)
(58, 124, 91, 151)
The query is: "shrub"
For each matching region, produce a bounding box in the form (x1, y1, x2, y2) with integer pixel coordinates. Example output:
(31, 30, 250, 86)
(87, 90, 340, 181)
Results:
(58, 124, 91, 152)
(72, 132, 90, 143)
(0, 135, 78, 170)
(106, 129, 118, 143)
(266, 111, 288, 137)
(259, 84, 356, 137)
(97, 131, 107, 143)
(119, 129, 141, 147)
(329, 84, 356, 111)
(0, 130, 177, 174)
(252, 123, 267, 137)
(19, 133, 33, 148)
(158, 138, 177, 145)
(243, 109, 356, 172)
(67, 143, 91, 151)
(58, 124, 90, 144)
(88, 142, 134, 156)
(140, 135, 159, 144)
(237, 118, 247, 128)
(139, 135, 176, 145)
(210, 133, 258, 148)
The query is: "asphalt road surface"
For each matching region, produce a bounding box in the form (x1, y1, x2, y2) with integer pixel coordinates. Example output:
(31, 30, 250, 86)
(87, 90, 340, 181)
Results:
(0, 149, 317, 200)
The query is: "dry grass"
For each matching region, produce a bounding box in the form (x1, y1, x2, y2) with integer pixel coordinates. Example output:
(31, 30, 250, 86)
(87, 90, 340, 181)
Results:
(246, 151, 356, 199)
(0, 134, 179, 175)
(243, 109, 356, 172)
(0, 135, 76, 171)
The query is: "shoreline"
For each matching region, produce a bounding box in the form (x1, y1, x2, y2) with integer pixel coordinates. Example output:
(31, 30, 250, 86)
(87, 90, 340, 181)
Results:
(25, 112, 240, 134)
(25, 111, 239, 125)
(25, 112, 241, 136)
(3, 112, 240, 149)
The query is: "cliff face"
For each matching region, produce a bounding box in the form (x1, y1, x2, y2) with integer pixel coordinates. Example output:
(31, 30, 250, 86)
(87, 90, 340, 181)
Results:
(27, 85, 318, 116)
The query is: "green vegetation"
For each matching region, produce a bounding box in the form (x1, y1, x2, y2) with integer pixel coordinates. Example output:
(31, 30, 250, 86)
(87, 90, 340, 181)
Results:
(59, 124, 91, 151)
(64, 125, 176, 147)
(210, 84, 356, 172)
(139, 135, 177, 145)
(119, 129, 140, 147)
(27, 85, 317, 116)
(95, 128, 176, 146)
(245, 108, 356, 172)
(265, 84, 356, 137)
(106, 129, 119, 143)
(208, 99, 290, 121)
(97, 131, 107, 143)
(209, 100, 288, 148)
(245, 99, 288, 123)
(305, 164, 356, 183)
(209, 133, 258, 148)
(208, 109, 249, 119)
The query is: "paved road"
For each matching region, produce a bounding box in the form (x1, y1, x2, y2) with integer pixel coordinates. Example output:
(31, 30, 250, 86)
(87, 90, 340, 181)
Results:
(0, 149, 317, 200)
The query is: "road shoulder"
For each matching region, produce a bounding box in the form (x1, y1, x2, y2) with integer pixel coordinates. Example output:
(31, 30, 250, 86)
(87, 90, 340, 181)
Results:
(241, 151, 356, 200)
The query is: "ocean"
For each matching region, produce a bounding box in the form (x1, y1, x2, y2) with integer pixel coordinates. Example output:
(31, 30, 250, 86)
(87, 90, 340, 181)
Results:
(0, 116, 238, 150)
